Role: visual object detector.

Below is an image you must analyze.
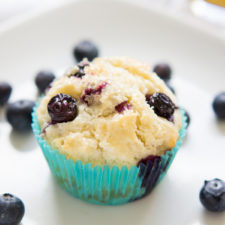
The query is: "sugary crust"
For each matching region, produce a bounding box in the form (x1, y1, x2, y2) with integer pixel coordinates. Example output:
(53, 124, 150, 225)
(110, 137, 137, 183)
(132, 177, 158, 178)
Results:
(37, 57, 182, 168)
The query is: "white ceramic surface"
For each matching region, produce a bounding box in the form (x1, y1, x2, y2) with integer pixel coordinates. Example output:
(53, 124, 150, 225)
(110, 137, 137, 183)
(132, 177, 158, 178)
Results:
(0, 0, 225, 224)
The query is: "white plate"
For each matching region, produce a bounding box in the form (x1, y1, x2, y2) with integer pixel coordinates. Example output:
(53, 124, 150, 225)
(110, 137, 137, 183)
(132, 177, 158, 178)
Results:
(0, 0, 225, 224)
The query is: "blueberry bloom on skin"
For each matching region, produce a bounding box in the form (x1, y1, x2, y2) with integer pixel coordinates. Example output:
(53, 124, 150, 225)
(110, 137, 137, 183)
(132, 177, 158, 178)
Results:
(0, 193, 25, 225)
(153, 63, 172, 82)
(200, 178, 225, 212)
(6, 100, 35, 132)
(73, 40, 99, 62)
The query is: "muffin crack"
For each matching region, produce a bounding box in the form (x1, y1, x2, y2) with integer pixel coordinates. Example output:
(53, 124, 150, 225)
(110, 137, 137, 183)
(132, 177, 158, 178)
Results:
(134, 116, 146, 148)
(37, 56, 182, 169)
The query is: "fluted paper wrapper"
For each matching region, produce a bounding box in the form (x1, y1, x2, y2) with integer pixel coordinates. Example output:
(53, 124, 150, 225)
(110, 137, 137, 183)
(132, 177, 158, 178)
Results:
(32, 106, 187, 205)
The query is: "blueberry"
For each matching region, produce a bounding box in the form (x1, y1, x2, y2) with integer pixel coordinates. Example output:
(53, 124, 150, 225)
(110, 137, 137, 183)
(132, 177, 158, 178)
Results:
(153, 63, 172, 82)
(166, 82, 176, 95)
(212, 92, 225, 119)
(73, 60, 90, 78)
(200, 178, 225, 212)
(6, 100, 35, 132)
(35, 70, 55, 93)
(73, 40, 99, 62)
(48, 93, 78, 124)
(0, 82, 12, 106)
(182, 108, 191, 128)
(0, 193, 25, 225)
(146, 92, 175, 121)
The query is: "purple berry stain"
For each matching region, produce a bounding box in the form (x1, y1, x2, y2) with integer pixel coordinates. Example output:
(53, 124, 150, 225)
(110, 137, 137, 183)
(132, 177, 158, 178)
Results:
(48, 93, 78, 124)
(81, 82, 108, 105)
(115, 101, 132, 113)
(41, 122, 52, 134)
(137, 155, 161, 168)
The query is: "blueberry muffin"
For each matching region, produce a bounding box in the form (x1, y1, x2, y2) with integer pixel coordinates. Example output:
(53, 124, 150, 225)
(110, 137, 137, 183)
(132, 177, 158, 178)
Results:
(32, 57, 186, 205)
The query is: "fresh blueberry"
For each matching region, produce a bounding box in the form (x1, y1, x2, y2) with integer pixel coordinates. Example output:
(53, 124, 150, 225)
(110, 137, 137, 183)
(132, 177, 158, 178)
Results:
(212, 92, 225, 119)
(153, 63, 172, 82)
(0, 82, 12, 106)
(166, 82, 176, 95)
(200, 178, 225, 212)
(6, 100, 35, 132)
(146, 92, 175, 121)
(0, 193, 25, 225)
(35, 70, 55, 93)
(185, 110, 191, 127)
(48, 93, 78, 124)
(183, 108, 191, 128)
(73, 40, 99, 62)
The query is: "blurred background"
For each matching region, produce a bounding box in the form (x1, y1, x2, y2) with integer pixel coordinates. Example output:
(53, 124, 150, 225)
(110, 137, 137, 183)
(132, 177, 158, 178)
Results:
(0, 0, 225, 33)
(0, 0, 225, 32)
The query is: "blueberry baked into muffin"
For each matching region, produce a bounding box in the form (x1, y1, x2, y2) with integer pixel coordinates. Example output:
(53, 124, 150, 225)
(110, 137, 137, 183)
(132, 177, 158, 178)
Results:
(32, 57, 187, 205)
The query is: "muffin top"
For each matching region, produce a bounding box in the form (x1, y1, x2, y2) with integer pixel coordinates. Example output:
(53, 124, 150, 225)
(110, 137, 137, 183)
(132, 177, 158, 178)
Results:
(37, 57, 182, 168)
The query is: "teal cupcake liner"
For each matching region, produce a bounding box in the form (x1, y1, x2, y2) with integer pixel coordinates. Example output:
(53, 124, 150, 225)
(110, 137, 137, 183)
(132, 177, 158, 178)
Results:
(32, 107, 187, 205)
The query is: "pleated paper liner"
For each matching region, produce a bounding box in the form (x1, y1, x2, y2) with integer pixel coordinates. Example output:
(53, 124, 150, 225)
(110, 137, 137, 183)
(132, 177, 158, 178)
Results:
(32, 106, 187, 205)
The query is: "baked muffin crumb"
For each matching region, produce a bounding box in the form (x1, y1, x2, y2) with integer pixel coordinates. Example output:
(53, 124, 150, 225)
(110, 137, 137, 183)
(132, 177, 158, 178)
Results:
(37, 57, 182, 168)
